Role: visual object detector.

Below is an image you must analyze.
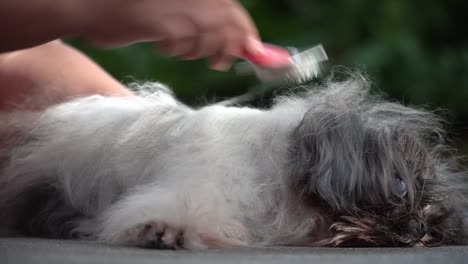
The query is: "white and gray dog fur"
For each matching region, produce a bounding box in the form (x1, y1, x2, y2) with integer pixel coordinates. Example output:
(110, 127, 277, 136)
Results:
(0, 74, 466, 249)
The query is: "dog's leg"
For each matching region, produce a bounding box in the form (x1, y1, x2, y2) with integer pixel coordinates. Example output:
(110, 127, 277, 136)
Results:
(91, 186, 250, 250)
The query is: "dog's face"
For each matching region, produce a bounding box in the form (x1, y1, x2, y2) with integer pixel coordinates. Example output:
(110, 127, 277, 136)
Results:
(287, 81, 465, 247)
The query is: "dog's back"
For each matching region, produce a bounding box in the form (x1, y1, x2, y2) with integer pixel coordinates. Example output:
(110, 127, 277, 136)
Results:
(0, 94, 179, 237)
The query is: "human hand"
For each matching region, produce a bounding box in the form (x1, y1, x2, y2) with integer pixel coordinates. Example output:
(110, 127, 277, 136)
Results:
(78, 0, 261, 71)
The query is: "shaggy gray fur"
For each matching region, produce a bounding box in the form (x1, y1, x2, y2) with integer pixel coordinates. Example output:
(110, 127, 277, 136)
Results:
(0, 75, 465, 248)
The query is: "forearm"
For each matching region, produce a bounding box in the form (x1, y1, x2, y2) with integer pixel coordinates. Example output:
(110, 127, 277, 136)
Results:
(0, 0, 86, 52)
(0, 40, 133, 111)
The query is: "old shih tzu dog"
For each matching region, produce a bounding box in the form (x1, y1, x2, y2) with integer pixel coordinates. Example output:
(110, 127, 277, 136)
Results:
(0, 75, 466, 249)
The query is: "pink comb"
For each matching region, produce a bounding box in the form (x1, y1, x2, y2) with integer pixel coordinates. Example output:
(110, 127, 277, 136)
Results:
(235, 43, 328, 84)
(241, 43, 293, 68)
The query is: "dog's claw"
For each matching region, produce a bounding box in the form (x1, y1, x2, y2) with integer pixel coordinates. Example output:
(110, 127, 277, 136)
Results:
(132, 221, 184, 250)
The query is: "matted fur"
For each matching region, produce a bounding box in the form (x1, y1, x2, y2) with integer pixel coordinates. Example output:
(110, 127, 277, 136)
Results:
(0, 75, 466, 248)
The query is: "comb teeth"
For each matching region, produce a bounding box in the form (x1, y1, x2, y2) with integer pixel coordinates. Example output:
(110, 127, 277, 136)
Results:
(234, 44, 328, 84)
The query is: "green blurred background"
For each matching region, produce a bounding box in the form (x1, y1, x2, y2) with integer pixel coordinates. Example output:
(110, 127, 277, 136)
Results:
(68, 0, 468, 151)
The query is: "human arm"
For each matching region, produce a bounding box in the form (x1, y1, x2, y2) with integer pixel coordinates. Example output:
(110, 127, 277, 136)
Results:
(0, 0, 261, 70)
(0, 40, 133, 111)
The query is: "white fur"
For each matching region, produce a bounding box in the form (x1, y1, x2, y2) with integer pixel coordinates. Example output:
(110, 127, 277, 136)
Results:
(2, 85, 323, 248)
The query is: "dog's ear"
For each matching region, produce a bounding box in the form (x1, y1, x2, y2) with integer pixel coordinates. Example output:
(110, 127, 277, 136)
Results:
(288, 107, 424, 212)
(287, 81, 446, 213)
(289, 108, 389, 212)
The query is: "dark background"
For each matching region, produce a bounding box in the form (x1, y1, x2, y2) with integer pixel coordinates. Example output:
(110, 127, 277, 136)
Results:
(68, 0, 468, 154)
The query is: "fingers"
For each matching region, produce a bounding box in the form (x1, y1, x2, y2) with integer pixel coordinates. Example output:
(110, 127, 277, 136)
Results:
(158, 37, 195, 57)
(184, 31, 224, 60)
(81, 0, 261, 72)
(206, 24, 241, 71)
(162, 28, 232, 71)
(227, 0, 260, 56)
(156, 14, 197, 56)
(156, 0, 260, 71)
(209, 53, 233, 72)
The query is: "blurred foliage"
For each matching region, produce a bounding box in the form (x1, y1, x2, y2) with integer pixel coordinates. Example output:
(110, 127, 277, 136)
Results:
(68, 0, 468, 121)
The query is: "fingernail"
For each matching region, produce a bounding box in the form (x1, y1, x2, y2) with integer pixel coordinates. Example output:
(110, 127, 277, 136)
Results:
(211, 61, 231, 72)
(180, 53, 199, 60)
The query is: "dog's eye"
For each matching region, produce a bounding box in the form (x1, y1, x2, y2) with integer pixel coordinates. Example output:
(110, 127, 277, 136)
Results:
(394, 176, 407, 197)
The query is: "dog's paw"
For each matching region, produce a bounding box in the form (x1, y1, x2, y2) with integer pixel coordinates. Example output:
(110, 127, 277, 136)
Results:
(120, 219, 249, 250)
(126, 221, 185, 249)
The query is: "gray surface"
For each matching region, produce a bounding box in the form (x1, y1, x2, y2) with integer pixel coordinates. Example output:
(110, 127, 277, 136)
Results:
(0, 238, 467, 264)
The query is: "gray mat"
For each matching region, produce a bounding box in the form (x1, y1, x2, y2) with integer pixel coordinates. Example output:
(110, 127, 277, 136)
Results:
(0, 238, 467, 264)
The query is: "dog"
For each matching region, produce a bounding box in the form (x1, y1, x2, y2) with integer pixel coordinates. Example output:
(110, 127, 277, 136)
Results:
(0, 74, 466, 249)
